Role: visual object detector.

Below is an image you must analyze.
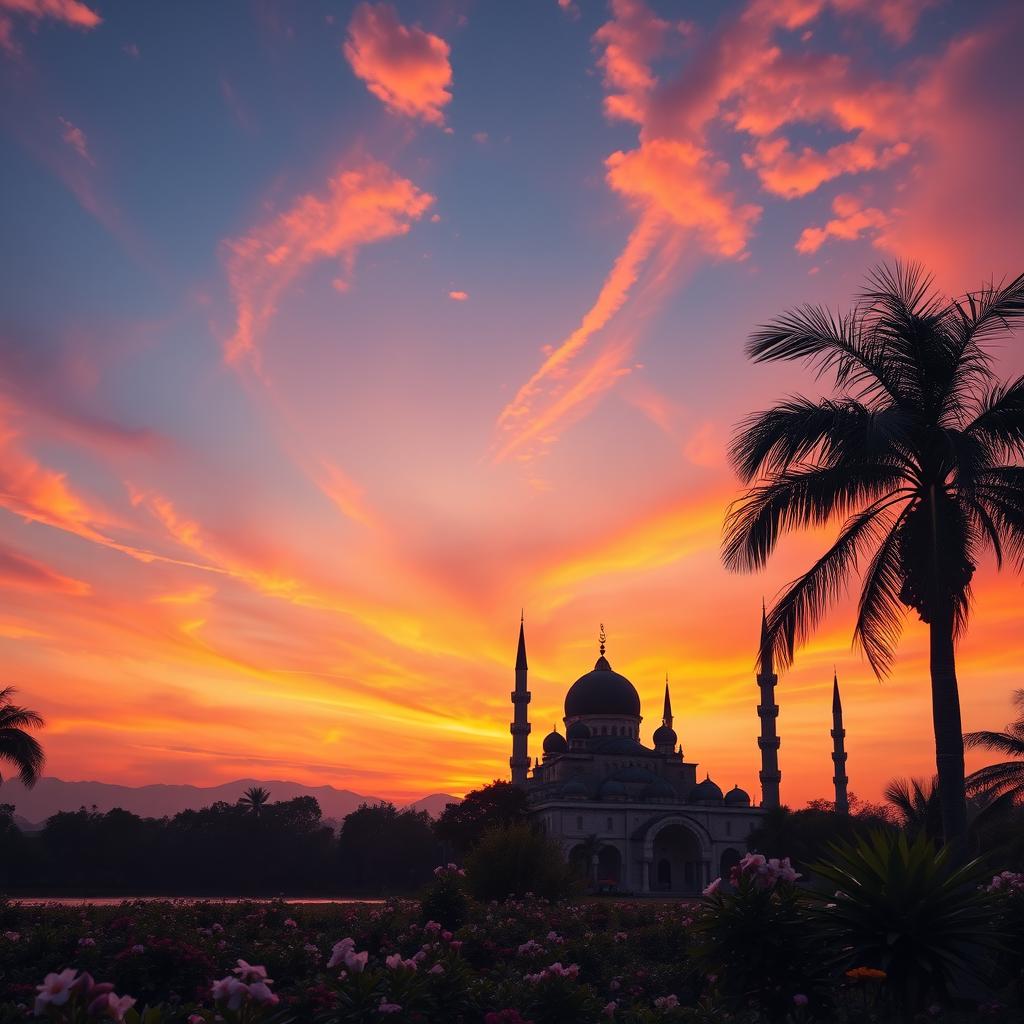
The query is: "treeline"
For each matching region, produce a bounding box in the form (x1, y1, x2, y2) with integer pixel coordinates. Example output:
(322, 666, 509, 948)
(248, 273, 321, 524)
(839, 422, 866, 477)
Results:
(0, 781, 528, 896)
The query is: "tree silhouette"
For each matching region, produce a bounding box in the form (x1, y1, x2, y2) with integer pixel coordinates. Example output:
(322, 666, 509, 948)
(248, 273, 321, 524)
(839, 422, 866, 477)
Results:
(0, 687, 45, 788)
(724, 262, 1024, 843)
(965, 689, 1024, 802)
(238, 786, 270, 816)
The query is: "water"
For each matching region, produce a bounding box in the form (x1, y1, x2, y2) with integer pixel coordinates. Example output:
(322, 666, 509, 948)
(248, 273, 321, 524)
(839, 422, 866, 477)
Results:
(10, 897, 387, 907)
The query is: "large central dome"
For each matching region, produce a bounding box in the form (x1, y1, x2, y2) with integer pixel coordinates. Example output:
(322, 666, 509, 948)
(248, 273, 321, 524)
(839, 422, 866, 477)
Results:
(564, 655, 641, 718)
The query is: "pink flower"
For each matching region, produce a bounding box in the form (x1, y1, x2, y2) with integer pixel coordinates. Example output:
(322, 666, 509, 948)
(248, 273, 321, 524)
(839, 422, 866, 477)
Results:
(344, 950, 369, 973)
(603, 1001, 617, 1016)
(327, 937, 355, 968)
(212, 976, 249, 1011)
(249, 981, 279, 1005)
(284, 918, 298, 928)
(79, 937, 96, 947)
(130, 944, 145, 954)
(379, 999, 402, 1014)
(654, 994, 680, 1009)
(703, 878, 722, 896)
(97, 993, 137, 1022)
(35, 969, 79, 1014)
(428, 963, 444, 975)
(794, 993, 809, 1006)
(3, 931, 19, 942)
(233, 959, 271, 983)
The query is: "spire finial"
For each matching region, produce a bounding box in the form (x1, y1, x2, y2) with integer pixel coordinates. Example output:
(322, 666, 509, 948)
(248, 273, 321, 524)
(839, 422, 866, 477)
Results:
(599, 622, 606, 657)
(662, 676, 673, 728)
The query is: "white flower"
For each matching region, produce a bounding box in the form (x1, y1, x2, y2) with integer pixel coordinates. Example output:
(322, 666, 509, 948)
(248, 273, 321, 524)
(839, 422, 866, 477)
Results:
(34, 969, 79, 1015)
(233, 959, 271, 983)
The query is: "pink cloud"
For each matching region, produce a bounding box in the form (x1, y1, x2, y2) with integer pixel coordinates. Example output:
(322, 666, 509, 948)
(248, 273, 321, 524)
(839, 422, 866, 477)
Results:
(796, 193, 889, 253)
(222, 159, 434, 368)
(343, 3, 452, 126)
(448, 290, 468, 301)
(744, 136, 910, 199)
(57, 116, 93, 164)
(0, 0, 100, 52)
(608, 139, 761, 257)
(0, 544, 90, 595)
(593, 0, 670, 124)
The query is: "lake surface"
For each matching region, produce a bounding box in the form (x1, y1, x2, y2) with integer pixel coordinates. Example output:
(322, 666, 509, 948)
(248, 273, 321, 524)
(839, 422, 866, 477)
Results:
(11, 897, 387, 907)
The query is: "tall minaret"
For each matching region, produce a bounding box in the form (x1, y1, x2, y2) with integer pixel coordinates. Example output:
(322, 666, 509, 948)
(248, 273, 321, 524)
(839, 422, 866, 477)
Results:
(509, 614, 531, 787)
(756, 603, 781, 809)
(831, 670, 849, 815)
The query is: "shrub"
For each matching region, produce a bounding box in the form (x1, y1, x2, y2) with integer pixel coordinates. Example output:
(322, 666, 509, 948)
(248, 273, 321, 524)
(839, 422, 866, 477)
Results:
(464, 824, 579, 902)
(419, 863, 470, 929)
(693, 854, 830, 1023)
(810, 830, 1000, 1013)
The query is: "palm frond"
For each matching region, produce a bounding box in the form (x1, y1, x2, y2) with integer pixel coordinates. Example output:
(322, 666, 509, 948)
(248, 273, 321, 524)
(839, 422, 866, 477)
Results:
(723, 463, 906, 572)
(963, 728, 1024, 756)
(964, 375, 1024, 459)
(852, 506, 908, 677)
(762, 501, 897, 669)
(964, 761, 1024, 800)
(0, 728, 45, 787)
(952, 271, 1024, 346)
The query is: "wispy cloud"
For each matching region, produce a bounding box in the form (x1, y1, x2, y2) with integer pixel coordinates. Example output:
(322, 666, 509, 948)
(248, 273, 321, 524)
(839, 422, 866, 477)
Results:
(797, 193, 889, 253)
(57, 115, 93, 164)
(0, 0, 100, 54)
(222, 159, 434, 369)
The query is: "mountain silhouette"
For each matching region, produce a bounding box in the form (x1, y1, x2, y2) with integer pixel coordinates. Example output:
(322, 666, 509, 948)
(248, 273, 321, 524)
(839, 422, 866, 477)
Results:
(1, 777, 460, 827)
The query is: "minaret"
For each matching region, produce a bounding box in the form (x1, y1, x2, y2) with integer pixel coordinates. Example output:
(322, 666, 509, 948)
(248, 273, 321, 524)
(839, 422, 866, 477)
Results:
(510, 613, 531, 787)
(756, 603, 781, 808)
(662, 676, 673, 730)
(831, 670, 849, 815)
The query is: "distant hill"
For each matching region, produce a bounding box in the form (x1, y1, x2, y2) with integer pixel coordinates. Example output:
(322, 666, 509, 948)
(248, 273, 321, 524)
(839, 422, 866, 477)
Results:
(0, 778, 462, 826)
(405, 793, 461, 817)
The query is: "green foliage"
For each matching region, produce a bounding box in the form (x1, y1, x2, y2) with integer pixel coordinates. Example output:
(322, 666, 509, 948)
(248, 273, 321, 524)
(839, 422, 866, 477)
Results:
(692, 866, 829, 1023)
(419, 865, 469, 928)
(809, 830, 1000, 1012)
(336, 802, 439, 894)
(434, 780, 529, 853)
(464, 823, 579, 902)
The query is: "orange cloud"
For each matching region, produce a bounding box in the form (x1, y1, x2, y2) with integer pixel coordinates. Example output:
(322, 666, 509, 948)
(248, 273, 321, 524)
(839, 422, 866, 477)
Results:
(448, 290, 468, 301)
(608, 139, 761, 256)
(593, 0, 670, 124)
(343, 2, 452, 125)
(493, 210, 667, 462)
(317, 461, 376, 528)
(0, 544, 90, 595)
(0, 0, 100, 52)
(744, 136, 910, 199)
(796, 193, 889, 253)
(223, 160, 434, 368)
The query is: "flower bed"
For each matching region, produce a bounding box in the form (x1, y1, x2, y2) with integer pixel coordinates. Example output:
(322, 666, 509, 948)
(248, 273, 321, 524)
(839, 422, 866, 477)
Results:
(1, 854, 1022, 1023)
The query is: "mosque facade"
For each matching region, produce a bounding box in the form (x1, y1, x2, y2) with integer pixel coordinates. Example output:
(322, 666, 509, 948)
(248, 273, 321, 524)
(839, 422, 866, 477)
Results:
(507, 613, 845, 895)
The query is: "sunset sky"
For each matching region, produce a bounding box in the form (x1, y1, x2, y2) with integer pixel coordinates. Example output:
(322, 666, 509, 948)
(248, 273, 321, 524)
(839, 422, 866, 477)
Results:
(1, 0, 1023, 807)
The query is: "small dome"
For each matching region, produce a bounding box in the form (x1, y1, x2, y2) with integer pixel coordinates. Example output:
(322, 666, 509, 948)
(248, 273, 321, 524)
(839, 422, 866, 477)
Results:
(564, 655, 641, 718)
(600, 779, 627, 799)
(689, 776, 724, 804)
(562, 777, 589, 798)
(724, 785, 751, 806)
(566, 720, 592, 741)
(543, 729, 568, 754)
(641, 777, 676, 800)
(652, 724, 677, 747)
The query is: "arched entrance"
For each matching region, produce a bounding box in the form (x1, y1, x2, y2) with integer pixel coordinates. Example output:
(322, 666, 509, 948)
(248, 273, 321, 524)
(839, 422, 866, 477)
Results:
(651, 823, 705, 894)
(596, 845, 621, 887)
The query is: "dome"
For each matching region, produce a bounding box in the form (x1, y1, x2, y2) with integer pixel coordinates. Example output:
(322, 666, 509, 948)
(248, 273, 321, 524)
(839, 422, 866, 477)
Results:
(562, 777, 589, 798)
(543, 729, 568, 754)
(724, 785, 751, 806)
(652, 724, 677, 747)
(641, 777, 676, 800)
(564, 656, 641, 718)
(689, 776, 724, 804)
(600, 779, 627, 799)
(566, 720, 592, 741)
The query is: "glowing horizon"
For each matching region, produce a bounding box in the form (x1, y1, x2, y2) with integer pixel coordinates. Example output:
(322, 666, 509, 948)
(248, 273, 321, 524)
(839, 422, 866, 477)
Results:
(1, 0, 1023, 809)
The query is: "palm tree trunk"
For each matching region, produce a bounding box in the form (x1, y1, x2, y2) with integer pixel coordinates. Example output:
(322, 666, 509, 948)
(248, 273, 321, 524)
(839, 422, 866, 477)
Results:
(929, 604, 968, 844)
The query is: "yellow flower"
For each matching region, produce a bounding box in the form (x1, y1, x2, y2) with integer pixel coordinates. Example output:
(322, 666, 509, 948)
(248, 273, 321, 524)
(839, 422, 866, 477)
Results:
(846, 967, 887, 981)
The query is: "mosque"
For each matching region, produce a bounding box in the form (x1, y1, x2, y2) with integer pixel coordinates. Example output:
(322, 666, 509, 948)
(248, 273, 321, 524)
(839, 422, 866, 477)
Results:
(508, 614, 849, 895)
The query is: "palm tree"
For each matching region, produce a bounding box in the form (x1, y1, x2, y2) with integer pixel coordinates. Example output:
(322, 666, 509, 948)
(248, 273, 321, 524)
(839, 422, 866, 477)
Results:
(965, 689, 1024, 802)
(884, 777, 942, 841)
(0, 687, 45, 788)
(238, 786, 270, 816)
(723, 262, 1024, 844)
